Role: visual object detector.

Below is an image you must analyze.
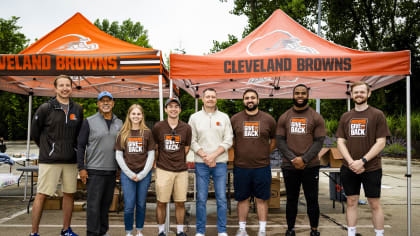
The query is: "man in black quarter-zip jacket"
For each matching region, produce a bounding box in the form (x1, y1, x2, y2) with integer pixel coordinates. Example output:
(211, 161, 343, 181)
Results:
(30, 75, 83, 236)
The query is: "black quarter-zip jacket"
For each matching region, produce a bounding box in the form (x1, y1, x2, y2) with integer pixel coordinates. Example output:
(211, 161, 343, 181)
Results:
(31, 97, 83, 164)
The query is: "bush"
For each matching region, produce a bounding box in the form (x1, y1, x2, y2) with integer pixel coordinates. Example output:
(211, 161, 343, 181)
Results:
(325, 119, 339, 137)
(382, 136, 416, 157)
(386, 113, 420, 140)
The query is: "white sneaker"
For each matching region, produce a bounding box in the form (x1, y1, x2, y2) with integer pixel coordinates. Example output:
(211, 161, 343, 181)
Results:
(136, 232, 144, 236)
(258, 232, 266, 236)
(218, 233, 228, 236)
(235, 229, 248, 236)
(126, 233, 133, 236)
(195, 234, 205, 236)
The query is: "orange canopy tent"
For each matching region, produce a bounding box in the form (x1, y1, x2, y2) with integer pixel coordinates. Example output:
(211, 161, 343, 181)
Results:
(170, 9, 413, 234)
(170, 9, 410, 99)
(0, 13, 171, 178)
(0, 12, 171, 99)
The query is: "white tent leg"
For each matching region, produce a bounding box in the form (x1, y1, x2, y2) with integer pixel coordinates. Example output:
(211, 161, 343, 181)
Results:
(170, 79, 173, 98)
(316, 99, 320, 113)
(347, 97, 351, 111)
(195, 97, 198, 112)
(158, 75, 171, 233)
(24, 94, 33, 200)
(406, 75, 411, 236)
(159, 75, 164, 121)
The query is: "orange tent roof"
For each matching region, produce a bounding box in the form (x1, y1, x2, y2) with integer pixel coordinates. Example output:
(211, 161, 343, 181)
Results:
(170, 9, 410, 99)
(0, 13, 171, 98)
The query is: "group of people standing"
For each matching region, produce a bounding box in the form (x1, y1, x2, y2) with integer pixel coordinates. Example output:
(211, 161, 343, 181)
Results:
(29, 75, 389, 236)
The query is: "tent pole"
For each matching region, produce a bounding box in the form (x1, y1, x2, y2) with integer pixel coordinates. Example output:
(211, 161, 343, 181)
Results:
(347, 97, 351, 111)
(195, 97, 198, 112)
(159, 75, 171, 233)
(315, 0, 322, 114)
(159, 75, 164, 121)
(406, 75, 411, 236)
(316, 99, 320, 113)
(170, 79, 173, 98)
(24, 93, 33, 201)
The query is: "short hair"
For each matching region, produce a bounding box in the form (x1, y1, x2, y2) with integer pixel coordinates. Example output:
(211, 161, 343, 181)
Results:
(351, 81, 370, 93)
(242, 88, 259, 99)
(54, 75, 73, 88)
(293, 84, 309, 94)
(202, 88, 216, 96)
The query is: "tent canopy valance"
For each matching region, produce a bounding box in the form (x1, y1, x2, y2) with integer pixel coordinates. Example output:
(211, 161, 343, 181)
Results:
(170, 9, 410, 99)
(0, 12, 171, 98)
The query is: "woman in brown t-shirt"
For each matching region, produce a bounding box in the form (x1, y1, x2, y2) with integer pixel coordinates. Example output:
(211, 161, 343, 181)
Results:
(115, 104, 155, 236)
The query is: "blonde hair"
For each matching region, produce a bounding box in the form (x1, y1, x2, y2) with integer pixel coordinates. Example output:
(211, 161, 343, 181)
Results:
(118, 104, 149, 150)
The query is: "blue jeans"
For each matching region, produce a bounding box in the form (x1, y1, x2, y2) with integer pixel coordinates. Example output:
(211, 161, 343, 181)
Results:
(120, 171, 152, 232)
(195, 162, 227, 234)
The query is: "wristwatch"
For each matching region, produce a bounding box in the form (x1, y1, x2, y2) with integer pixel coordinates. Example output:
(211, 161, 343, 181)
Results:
(361, 157, 368, 165)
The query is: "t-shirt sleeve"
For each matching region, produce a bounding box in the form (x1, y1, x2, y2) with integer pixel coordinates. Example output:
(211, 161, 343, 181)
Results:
(336, 114, 347, 139)
(376, 112, 391, 138)
(314, 114, 327, 138)
(269, 116, 277, 139)
(276, 114, 287, 137)
(146, 130, 156, 151)
(114, 134, 123, 151)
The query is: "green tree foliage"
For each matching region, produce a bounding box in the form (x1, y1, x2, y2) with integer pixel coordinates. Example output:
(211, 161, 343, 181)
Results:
(0, 16, 29, 54)
(321, 0, 420, 114)
(209, 34, 239, 53)
(94, 18, 152, 48)
(0, 17, 31, 140)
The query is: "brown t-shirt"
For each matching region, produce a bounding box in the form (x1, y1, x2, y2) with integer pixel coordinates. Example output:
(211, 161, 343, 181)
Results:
(231, 110, 276, 168)
(277, 107, 326, 169)
(336, 106, 390, 172)
(152, 120, 192, 172)
(114, 129, 155, 173)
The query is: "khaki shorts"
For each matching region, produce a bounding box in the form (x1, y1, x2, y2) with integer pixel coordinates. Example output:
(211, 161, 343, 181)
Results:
(37, 163, 78, 196)
(155, 168, 188, 203)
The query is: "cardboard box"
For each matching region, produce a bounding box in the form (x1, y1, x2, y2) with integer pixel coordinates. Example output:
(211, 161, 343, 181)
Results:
(109, 187, 123, 212)
(227, 147, 235, 169)
(329, 148, 343, 168)
(268, 177, 281, 208)
(76, 179, 86, 190)
(73, 201, 85, 211)
(43, 197, 62, 210)
(319, 147, 343, 168)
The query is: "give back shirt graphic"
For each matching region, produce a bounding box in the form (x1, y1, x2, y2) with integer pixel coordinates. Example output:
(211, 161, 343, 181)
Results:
(164, 134, 181, 152)
(115, 129, 155, 173)
(128, 136, 144, 153)
(350, 119, 367, 136)
(336, 106, 390, 171)
(243, 121, 260, 137)
(152, 120, 192, 172)
(277, 107, 326, 168)
(231, 111, 276, 168)
(290, 118, 307, 134)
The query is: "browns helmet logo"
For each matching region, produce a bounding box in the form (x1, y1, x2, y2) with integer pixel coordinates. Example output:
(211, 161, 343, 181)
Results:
(247, 30, 318, 56)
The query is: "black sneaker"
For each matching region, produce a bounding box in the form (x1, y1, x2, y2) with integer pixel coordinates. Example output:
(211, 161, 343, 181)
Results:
(176, 232, 187, 236)
(29, 233, 40, 236)
(158, 232, 166, 236)
(310, 230, 320, 236)
(285, 229, 295, 236)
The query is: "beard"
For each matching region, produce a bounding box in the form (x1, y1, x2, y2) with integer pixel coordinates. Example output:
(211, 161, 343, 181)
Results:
(293, 98, 308, 108)
(353, 96, 368, 105)
(244, 102, 258, 111)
